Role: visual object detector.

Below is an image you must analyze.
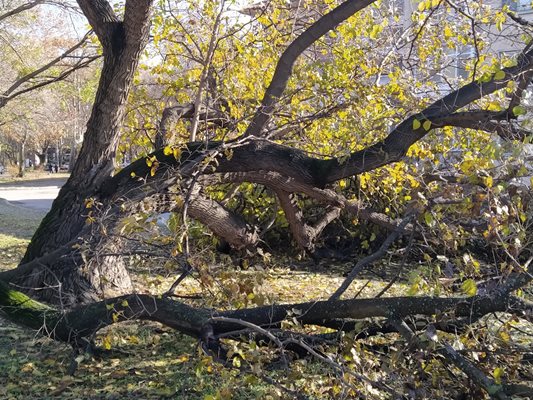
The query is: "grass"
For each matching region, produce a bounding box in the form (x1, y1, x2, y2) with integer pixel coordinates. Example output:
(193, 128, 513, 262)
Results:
(0, 189, 405, 399)
(0, 168, 69, 184)
(2, 175, 530, 399)
(0, 200, 45, 241)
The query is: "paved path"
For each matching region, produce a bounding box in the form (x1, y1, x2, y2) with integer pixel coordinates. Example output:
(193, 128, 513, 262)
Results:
(0, 177, 67, 212)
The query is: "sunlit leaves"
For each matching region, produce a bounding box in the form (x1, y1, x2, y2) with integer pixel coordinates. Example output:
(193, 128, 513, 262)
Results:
(492, 367, 504, 385)
(512, 105, 526, 116)
(461, 279, 477, 297)
(493, 70, 505, 80)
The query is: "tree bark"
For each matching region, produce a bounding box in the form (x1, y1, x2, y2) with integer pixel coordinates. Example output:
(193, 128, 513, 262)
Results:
(15, 0, 154, 304)
(17, 137, 25, 178)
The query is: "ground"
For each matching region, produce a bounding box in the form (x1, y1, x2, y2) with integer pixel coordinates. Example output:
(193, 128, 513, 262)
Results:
(2, 172, 530, 399)
(0, 175, 67, 211)
(0, 172, 397, 399)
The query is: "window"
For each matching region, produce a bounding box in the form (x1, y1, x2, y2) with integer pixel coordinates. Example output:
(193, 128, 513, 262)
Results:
(503, 0, 533, 13)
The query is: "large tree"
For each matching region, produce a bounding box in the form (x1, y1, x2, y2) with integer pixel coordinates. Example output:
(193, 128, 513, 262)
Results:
(1, 0, 532, 397)
(6, 0, 529, 301)
(0, 1, 98, 175)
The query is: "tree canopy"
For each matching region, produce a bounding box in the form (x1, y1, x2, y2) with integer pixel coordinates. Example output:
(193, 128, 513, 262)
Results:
(0, 0, 532, 398)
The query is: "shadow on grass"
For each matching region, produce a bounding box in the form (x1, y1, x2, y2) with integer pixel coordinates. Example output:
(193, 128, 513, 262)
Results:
(0, 175, 68, 188)
(0, 199, 44, 240)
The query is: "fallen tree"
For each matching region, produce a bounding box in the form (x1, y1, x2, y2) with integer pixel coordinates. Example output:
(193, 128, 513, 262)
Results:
(1, 257, 532, 396)
(1, 0, 533, 398)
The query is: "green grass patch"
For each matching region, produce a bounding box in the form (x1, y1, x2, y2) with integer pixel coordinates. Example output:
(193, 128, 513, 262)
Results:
(0, 200, 45, 241)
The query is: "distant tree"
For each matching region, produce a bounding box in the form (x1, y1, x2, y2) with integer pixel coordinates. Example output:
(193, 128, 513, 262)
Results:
(0, 1, 99, 175)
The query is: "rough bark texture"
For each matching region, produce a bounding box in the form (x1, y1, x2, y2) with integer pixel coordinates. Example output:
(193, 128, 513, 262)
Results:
(16, 0, 154, 304)
(1, 277, 530, 344)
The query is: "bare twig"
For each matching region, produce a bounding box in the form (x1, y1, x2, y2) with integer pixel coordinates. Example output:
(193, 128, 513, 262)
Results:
(329, 213, 415, 300)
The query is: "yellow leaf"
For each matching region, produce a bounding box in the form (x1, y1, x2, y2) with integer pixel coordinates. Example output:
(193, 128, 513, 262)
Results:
(102, 335, 112, 350)
(418, 1, 425, 12)
(494, 70, 505, 80)
(173, 147, 181, 160)
(130, 171, 136, 178)
(21, 362, 34, 373)
(121, 300, 129, 307)
(413, 119, 421, 130)
(499, 330, 510, 343)
(461, 279, 477, 297)
(163, 146, 173, 156)
(150, 165, 157, 176)
(177, 354, 189, 363)
(492, 367, 504, 384)
(484, 176, 493, 188)
(146, 158, 152, 167)
(423, 120, 432, 131)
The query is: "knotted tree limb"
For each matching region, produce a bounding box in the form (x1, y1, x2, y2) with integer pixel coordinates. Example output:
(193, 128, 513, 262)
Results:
(2, 276, 528, 346)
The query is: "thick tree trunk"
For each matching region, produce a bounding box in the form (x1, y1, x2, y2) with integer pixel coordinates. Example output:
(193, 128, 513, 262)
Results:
(12, 0, 153, 305)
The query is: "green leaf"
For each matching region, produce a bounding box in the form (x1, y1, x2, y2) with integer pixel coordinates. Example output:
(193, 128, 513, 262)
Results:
(413, 119, 421, 130)
(461, 279, 477, 297)
(479, 73, 492, 83)
(424, 212, 434, 226)
(494, 70, 506, 80)
(512, 105, 526, 116)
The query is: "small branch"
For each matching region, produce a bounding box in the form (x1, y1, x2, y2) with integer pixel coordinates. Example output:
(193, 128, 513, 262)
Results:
(275, 189, 313, 250)
(1, 31, 98, 108)
(329, 213, 415, 300)
(244, 0, 377, 137)
(209, 316, 288, 368)
(0, 0, 45, 22)
(392, 319, 511, 400)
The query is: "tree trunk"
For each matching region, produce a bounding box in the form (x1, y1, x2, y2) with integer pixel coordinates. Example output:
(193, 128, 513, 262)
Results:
(13, 0, 154, 305)
(17, 139, 25, 177)
(37, 151, 47, 169)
